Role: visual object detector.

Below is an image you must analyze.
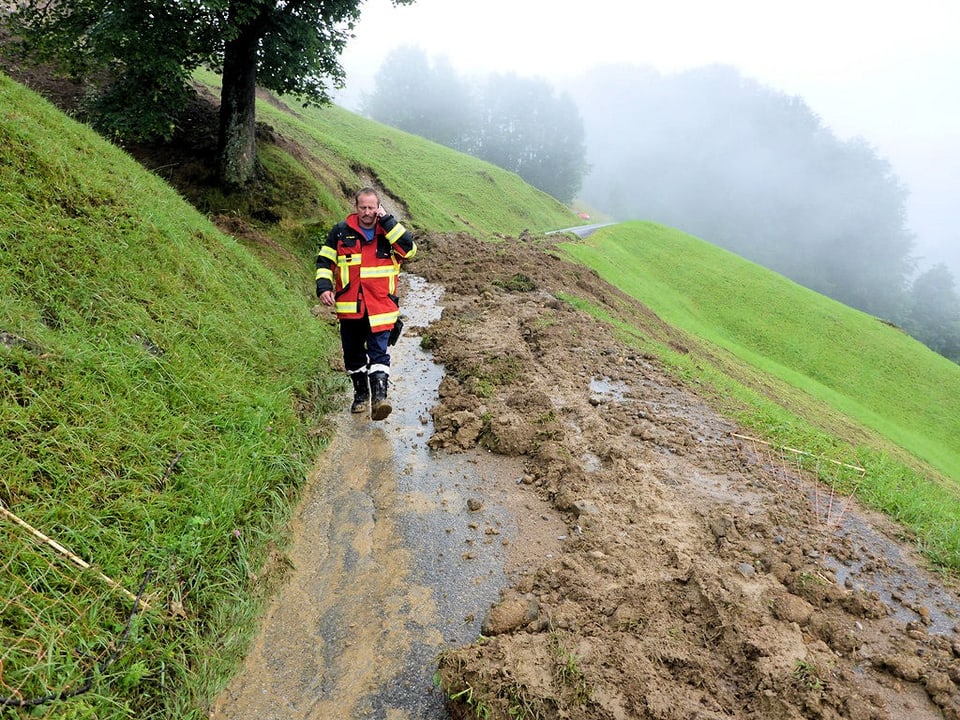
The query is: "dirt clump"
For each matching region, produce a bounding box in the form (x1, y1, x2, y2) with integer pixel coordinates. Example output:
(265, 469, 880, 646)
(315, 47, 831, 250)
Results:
(414, 232, 960, 720)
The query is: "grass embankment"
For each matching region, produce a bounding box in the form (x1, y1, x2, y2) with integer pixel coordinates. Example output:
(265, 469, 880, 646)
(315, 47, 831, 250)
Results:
(561, 221, 960, 570)
(0, 74, 342, 718)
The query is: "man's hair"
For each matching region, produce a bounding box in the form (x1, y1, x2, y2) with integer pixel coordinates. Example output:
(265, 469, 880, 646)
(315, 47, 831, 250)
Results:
(354, 187, 380, 205)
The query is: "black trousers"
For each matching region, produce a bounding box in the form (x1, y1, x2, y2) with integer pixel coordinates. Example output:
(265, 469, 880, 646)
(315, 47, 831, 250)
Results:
(339, 316, 391, 375)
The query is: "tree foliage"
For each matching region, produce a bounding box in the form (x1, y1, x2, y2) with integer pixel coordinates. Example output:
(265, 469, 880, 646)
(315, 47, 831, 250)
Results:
(362, 46, 476, 153)
(904, 264, 960, 362)
(4, 0, 208, 141)
(362, 48, 587, 204)
(4, 0, 414, 187)
(473, 73, 587, 204)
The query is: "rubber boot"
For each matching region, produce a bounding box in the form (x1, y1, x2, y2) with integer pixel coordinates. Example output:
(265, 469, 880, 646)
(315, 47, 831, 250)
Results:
(369, 371, 392, 421)
(350, 372, 369, 414)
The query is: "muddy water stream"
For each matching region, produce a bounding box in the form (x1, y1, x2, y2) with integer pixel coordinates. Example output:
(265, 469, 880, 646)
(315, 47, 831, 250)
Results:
(210, 275, 563, 720)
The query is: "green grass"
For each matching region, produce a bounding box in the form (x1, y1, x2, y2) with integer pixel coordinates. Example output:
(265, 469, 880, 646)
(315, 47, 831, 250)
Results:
(560, 221, 960, 567)
(1, 73, 341, 718)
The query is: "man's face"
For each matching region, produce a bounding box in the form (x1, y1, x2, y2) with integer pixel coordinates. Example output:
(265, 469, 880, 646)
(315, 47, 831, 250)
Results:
(356, 193, 379, 229)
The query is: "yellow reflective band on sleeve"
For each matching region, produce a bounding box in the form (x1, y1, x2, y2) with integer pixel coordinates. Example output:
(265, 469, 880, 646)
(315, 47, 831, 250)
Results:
(316, 268, 333, 282)
(402, 242, 417, 260)
(385, 223, 406, 243)
(318, 246, 337, 263)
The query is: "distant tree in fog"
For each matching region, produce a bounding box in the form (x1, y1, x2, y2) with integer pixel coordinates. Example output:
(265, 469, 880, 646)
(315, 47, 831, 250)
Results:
(363, 52, 587, 203)
(473, 73, 587, 204)
(904, 264, 960, 362)
(361, 46, 476, 153)
(569, 64, 915, 321)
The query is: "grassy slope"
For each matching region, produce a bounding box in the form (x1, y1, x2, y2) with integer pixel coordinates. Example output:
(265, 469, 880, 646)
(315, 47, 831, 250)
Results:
(0, 73, 588, 719)
(561, 221, 960, 565)
(0, 74, 345, 718)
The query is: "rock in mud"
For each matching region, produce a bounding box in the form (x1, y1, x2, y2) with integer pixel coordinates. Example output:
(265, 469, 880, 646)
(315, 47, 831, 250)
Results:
(482, 591, 540, 635)
(570, 499, 601, 517)
(876, 652, 926, 682)
(842, 588, 891, 619)
(771, 592, 815, 625)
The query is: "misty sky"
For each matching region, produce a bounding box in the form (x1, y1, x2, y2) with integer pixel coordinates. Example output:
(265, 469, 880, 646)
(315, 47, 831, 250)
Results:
(337, 0, 959, 275)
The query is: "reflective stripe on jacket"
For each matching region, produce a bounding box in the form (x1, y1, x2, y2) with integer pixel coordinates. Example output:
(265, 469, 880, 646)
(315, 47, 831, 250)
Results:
(315, 213, 416, 333)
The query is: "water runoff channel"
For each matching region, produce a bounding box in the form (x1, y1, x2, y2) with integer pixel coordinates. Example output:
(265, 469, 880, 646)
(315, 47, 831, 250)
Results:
(210, 274, 560, 720)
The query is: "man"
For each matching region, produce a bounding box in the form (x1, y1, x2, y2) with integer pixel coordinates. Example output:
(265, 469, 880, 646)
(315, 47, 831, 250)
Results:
(316, 188, 417, 420)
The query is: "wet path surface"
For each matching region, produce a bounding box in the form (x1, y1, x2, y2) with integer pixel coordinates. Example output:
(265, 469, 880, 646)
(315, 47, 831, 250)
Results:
(210, 275, 559, 720)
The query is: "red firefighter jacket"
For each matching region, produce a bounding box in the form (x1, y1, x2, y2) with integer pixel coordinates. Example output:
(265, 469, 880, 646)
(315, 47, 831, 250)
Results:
(315, 213, 417, 332)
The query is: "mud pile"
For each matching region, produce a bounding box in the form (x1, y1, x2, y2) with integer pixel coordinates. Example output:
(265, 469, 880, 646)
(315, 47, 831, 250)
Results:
(414, 232, 960, 720)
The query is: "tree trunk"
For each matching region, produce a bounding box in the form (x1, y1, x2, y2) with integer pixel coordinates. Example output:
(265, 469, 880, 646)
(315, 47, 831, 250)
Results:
(218, 22, 261, 188)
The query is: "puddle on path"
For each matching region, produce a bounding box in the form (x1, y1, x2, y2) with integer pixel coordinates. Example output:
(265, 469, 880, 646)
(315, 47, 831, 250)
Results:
(589, 376, 629, 403)
(210, 275, 561, 720)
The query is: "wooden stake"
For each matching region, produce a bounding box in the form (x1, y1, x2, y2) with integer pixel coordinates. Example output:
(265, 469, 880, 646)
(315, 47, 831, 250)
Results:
(1, 502, 147, 608)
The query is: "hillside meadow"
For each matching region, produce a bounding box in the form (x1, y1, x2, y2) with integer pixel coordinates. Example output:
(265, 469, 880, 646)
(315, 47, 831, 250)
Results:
(1, 73, 345, 718)
(191, 68, 580, 239)
(0, 71, 589, 718)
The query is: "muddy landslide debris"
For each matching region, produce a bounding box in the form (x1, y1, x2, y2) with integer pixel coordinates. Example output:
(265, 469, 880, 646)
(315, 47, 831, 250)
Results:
(412, 232, 960, 720)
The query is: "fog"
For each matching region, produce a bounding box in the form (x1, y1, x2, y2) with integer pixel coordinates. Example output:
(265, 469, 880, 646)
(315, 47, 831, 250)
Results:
(562, 65, 912, 314)
(337, 0, 960, 280)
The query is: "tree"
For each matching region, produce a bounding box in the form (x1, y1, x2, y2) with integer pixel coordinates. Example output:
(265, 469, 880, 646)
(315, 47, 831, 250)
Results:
(213, 0, 405, 187)
(905, 264, 960, 361)
(363, 53, 588, 204)
(5, 0, 414, 188)
(474, 73, 587, 204)
(568, 64, 916, 320)
(362, 45, 476, 153)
